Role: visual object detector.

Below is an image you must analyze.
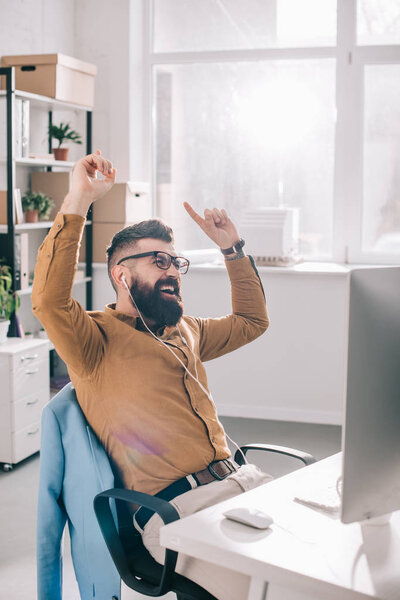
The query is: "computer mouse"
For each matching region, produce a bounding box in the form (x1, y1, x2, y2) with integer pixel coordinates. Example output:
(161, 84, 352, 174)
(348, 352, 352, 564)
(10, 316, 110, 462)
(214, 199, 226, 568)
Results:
(223, 507, 273, 529)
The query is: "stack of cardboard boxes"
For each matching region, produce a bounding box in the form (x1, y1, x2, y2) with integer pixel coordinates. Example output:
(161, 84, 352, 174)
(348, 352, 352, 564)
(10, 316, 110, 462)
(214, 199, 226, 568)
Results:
(30, 172, 151, 262)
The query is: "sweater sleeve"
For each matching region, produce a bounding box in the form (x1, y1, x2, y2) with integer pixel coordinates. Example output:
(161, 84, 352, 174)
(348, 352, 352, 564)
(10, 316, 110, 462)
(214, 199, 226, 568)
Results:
(37, 406, 67, 600)
(31, 212, 104, 378)
(196, 255, 269, 362)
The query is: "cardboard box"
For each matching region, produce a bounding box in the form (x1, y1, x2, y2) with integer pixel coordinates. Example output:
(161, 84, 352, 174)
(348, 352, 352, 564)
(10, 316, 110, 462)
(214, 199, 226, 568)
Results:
(80, 222, 137, 264)
(30, 171, 71, 221)
(92, 182, 151, 224)
(1, 54, 97, 107)
(0, 191, 7, 223)
(0, 189, 23, 224)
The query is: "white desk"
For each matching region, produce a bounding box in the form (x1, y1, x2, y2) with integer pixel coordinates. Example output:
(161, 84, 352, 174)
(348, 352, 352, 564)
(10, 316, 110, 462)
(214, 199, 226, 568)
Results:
(160, 454, 400, 600)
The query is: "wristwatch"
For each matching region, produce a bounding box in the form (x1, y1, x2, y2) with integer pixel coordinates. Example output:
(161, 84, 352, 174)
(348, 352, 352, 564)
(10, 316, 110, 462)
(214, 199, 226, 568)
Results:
(220, 238, 245, 256)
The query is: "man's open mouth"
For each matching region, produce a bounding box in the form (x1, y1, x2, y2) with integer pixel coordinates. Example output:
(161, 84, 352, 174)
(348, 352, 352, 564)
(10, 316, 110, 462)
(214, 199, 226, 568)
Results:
(160, 285, 179, 297)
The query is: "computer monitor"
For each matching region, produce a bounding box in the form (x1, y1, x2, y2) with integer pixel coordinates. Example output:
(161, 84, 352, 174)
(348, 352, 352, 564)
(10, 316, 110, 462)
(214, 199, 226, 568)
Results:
(341, 267, 400, 524)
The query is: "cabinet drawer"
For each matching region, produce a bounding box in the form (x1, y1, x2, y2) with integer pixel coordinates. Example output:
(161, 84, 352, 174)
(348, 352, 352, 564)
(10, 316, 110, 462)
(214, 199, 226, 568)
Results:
(12, 421, 41, 464)
(12, 360, 49, 402)
(10, 344, 49, 371)
(12, 389, 49, 432)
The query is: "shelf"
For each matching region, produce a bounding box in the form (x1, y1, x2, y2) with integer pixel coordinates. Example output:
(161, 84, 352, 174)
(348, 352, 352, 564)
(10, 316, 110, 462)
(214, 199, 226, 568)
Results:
(0, 157, 75, 168)
(0, 221, 54, 232)
(17, 157, 75, 168)
(17, 276, 92, 296)
(0, 220, 92, 233)
(0, 89, 92, 112)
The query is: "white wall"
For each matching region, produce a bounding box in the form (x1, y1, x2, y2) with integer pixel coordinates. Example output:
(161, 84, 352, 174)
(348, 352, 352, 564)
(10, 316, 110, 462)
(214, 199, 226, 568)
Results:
(0, 0, 133, 179)
(74, 0, 132, 179)
(0, 0, 75, 56)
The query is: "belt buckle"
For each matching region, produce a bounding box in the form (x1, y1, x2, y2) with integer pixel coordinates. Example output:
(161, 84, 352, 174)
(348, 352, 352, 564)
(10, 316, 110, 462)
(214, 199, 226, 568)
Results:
(207, 459, 236, 481)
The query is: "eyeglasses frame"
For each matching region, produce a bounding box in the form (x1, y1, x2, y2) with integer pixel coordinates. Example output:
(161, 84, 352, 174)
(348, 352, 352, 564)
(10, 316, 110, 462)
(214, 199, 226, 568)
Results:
(116, 250, 190, 274)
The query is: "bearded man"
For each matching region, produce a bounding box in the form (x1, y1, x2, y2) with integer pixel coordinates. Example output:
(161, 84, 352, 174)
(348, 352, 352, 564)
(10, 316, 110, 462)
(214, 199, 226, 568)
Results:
(32, 150, 271, 600)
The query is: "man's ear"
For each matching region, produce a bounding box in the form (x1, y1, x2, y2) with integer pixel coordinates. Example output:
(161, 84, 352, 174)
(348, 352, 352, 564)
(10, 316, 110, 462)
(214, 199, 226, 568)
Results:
(111, 265, 127, 290)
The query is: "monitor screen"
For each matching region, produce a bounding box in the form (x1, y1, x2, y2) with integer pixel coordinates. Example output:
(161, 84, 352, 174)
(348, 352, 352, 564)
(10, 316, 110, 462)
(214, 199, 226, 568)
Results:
(341, 267, 400, 524)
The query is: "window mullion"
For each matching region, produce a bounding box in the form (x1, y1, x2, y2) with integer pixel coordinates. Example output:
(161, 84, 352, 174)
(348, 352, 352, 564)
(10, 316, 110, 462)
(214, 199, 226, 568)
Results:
(334, 0, 360, 263)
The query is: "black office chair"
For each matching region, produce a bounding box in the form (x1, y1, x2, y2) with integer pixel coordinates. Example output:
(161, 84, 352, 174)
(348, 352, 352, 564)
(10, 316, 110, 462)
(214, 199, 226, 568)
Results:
(94, 444, 316, 599)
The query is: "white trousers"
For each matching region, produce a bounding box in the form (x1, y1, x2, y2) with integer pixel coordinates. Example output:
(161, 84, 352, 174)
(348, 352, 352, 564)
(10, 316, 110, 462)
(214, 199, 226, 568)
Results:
(137, 464, 273, 600)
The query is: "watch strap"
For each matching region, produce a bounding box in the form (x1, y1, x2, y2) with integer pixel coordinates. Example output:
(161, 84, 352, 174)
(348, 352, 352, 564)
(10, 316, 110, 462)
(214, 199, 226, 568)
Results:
(221, 238, 245, 256)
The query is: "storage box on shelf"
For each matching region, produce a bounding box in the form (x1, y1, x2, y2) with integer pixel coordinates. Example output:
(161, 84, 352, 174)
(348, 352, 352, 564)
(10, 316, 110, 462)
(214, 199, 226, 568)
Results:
(79, 222, 132, 263)
(0, 338, 49, 469)
(1, 54, 97, 108)
(30, 171, 71, 220)
(92, 182, 151, 223)
(79, 182, 151, 263)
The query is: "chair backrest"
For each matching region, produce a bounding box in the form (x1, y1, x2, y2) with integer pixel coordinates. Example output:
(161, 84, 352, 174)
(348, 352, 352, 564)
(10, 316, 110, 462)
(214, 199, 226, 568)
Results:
(37, 383, 121, 600)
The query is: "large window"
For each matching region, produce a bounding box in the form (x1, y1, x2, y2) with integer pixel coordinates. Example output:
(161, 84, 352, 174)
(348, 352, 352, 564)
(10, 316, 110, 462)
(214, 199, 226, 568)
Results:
(144, 0, 400, 262)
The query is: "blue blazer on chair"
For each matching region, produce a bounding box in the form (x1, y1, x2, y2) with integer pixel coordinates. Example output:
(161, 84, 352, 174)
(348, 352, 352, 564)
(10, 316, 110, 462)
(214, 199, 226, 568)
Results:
(37, 382, 121, 600)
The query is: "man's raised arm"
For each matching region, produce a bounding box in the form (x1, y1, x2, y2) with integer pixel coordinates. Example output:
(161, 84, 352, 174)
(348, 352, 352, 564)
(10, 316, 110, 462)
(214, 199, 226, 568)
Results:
(183, 202, 269, 362)
(32, 151, 116, 377)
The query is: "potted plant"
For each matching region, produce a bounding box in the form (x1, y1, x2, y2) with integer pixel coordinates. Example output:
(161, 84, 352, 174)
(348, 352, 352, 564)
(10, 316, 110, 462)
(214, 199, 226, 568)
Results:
(22, 192, 54, 223)
(0, 261, 20, 343)
(48, 122, 82, 161)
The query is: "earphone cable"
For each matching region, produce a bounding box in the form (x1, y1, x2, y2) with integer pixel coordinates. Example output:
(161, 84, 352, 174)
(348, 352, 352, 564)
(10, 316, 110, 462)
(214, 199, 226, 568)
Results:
(123, 278, 248, 465)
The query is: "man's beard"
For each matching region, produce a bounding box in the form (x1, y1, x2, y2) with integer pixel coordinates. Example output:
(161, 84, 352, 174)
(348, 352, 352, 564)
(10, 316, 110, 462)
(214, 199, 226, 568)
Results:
(129, 276, 183, 327)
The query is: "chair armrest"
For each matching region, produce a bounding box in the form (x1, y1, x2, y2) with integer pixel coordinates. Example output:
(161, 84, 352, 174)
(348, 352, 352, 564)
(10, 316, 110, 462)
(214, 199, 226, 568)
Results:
(94, 488, 180, 597)
(234, 443, 316, 466)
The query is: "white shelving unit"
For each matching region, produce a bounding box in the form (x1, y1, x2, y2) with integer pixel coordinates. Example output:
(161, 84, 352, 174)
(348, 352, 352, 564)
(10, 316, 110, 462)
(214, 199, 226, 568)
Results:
(0, 88, 92, 112)
(0, 67, 94, 467)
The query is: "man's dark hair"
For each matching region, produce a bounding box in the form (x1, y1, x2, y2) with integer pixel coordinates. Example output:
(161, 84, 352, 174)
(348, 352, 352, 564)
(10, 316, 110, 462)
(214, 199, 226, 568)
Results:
(106, 219, 174, 292)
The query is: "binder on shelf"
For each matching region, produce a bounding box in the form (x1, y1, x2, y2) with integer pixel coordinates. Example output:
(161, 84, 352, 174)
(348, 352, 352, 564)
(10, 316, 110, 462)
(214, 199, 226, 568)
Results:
(14, 232, 29, 290)
(0, 98, 29, 159)
(0, 97, 5, 158)
(21, 99, 30, 158)
(14, 188, 23, 224)
(14, 98, 22, 158)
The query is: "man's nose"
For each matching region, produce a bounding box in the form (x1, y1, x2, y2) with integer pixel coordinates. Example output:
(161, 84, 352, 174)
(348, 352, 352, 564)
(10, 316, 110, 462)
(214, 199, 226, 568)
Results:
(166, 262, 180, 277)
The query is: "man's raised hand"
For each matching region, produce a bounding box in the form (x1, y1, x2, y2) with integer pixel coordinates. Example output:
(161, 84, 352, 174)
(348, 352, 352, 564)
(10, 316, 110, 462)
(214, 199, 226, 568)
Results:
(71, 150, 115, 202)
(183, 202, 241, 251)
(62, 150, 116, 217)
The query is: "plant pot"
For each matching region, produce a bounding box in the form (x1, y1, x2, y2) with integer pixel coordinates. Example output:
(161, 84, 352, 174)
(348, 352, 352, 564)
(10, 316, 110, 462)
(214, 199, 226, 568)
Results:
(24, 209, 39, 223)
(53, 147, 70, 161)
(0, 320, 10, 343)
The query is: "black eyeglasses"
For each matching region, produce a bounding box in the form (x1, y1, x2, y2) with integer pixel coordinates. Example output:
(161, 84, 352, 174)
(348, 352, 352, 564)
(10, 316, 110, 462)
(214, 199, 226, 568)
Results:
(117, 251, 190, 274)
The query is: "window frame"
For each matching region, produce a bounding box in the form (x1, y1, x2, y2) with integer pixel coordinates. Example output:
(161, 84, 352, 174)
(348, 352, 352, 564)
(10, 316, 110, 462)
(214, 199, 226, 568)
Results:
(135, 0, 400, 264)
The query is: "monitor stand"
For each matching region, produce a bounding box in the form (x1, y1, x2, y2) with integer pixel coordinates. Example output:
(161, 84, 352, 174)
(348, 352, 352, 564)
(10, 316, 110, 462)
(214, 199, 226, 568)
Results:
(360, 512, 392, 527)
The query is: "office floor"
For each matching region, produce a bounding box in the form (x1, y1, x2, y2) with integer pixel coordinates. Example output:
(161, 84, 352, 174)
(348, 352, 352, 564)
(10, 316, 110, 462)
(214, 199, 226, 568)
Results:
(0, 417, 341, 600)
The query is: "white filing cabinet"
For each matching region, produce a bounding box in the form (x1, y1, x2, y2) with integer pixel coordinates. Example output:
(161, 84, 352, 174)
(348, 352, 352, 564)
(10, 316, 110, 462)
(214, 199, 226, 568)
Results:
(0, 337, 50, 468)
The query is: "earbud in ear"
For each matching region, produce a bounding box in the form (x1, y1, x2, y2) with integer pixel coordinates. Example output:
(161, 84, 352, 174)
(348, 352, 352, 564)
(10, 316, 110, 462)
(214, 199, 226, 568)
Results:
(122, 274, 128, 289)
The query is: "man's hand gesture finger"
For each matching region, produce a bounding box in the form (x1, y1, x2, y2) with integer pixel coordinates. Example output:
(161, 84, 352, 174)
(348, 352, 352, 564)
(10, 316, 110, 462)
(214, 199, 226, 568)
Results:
(183, 202, 205, 228)
(184, 201, 241, 251)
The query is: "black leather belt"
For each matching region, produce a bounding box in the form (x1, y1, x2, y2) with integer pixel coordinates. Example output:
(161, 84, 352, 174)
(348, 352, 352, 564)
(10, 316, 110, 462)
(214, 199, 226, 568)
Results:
(134, 458, 239, 531)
